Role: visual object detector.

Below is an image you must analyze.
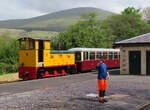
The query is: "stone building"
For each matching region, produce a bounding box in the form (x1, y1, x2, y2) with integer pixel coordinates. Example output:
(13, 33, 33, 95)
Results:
(114, 33, 150, 75)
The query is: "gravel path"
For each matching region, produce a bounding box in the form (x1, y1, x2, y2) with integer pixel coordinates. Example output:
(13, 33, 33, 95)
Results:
(0, 75, 150, 110)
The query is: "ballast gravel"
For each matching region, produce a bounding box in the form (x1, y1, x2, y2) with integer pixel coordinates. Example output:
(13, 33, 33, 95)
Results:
(0, 75, 150, 110)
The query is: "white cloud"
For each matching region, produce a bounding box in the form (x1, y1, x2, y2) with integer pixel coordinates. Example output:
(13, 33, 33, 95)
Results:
(0, 0, 45, 20)
(0, 0, 150, 20)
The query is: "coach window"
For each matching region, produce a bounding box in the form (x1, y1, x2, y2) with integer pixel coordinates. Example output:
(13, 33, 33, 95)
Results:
(29, 40, 35, 49)
(103, 52, 107, 59)
(84, 52, 88, 60)
(90, 52, 95, 60)
(114, 52, 118, 59)
(97, 52, 102, 59)
(20, 40, 26, 49)
(75, 52, 81, 61)
(109, 52, 113, 59)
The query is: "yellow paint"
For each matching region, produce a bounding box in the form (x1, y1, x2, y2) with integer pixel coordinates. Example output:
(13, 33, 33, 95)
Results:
(44, 53, 75, 67)
(35, 41, 39, 49)
(19, 50, 38, 67)
(19, 37, 75, 68)
(25, 40, 29, 49)
(45, 41, 50, 50)
(43, 40, 75, 67)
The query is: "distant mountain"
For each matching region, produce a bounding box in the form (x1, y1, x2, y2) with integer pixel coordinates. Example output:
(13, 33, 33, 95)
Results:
(0, 7, 115, 32)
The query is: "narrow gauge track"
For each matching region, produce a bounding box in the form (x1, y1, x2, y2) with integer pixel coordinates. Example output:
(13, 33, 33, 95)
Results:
(0, 68, 120, 96)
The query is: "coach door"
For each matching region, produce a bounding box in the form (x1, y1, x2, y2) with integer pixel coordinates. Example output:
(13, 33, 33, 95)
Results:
(129, 51, 141, 75)
(38, 40, 44, 62)
(146, 51, 150, 75)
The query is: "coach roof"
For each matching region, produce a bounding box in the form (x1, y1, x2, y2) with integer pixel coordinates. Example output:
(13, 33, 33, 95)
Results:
(68, 48, 120, 52)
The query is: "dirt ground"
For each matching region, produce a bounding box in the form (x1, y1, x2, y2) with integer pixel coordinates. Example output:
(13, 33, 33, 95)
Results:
(0, 74, 149, 110)
(0, 73, 20, 84)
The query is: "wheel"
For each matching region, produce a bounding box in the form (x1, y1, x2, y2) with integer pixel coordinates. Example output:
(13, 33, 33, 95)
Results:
(37, 68, 45, 79)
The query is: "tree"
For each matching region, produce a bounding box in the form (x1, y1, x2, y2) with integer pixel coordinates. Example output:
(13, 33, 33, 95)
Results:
(104, 7, 150, 42)
(58, 13, 113, 49)
(122, 7, 141, 17)
(142, 7, 150, 23)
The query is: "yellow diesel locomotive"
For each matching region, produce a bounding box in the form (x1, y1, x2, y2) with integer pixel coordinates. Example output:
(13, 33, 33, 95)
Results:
(18, 37, 76, 80)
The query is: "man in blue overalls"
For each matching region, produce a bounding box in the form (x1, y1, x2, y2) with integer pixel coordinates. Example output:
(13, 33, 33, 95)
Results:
(97, 60, 110, 103)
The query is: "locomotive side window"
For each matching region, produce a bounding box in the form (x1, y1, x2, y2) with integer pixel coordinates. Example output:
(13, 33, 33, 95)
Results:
(97, 52, 102, 59)
(90, 52, 95, 60)
(109, 52, 113, 59)
(20, 40, 26, 49)
(114, 52, 118, 59)
(29, 40, 35, 49)
(83, 52, 88, 60)
(75, 52, 81, 61)
(103, 52, 107, 59)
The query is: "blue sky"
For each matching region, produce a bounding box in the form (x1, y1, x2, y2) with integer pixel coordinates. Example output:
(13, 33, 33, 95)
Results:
(0, 0, 150, 20)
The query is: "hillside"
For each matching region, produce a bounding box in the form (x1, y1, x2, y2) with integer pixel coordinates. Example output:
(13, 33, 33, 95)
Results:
(0, 29, 59, 39)
(0, 7, 115, 32)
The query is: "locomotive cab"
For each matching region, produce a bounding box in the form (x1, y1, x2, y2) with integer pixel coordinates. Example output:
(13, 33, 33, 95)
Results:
(18, 37, 50, 79)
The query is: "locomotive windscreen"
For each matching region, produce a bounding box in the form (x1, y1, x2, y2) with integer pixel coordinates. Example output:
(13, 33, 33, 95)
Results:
(38, 40, 44, 62)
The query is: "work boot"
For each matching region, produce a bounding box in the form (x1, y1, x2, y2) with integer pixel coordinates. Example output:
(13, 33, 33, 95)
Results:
(103, 98, 108, 102)
(98, 97, 104, 103)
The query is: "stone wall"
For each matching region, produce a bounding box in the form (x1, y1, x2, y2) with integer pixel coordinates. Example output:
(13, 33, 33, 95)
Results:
(120, 46, 150, 75)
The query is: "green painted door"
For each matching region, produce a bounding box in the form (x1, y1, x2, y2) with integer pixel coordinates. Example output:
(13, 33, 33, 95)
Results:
(129, 51, 141, 75)
(146, 51, 150, 75)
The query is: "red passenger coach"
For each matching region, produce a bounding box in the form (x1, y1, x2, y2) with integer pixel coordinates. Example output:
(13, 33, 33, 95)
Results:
(68, 48, 120, 72)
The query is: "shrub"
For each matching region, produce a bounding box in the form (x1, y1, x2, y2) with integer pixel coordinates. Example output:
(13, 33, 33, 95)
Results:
(0, 36, 18, 75)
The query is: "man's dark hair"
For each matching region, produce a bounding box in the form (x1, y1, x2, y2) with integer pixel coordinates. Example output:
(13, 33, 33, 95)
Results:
(100, 59, 105, 64)
(101, 59, 105, 63)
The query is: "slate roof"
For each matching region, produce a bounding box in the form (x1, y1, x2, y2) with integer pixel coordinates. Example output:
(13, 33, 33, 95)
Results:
(115, 33, 150, 45)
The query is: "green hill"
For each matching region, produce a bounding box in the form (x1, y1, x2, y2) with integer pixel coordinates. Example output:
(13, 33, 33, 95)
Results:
(0, 29, 59, 39)
(0, 7, 115, 32)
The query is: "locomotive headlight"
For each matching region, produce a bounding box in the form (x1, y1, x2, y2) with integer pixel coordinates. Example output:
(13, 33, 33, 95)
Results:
(25, 71, 29, 74)
(22, 71, 29, 77)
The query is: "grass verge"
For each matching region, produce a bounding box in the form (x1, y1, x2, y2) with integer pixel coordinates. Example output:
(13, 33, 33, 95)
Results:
(0, 73, 21, 84)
